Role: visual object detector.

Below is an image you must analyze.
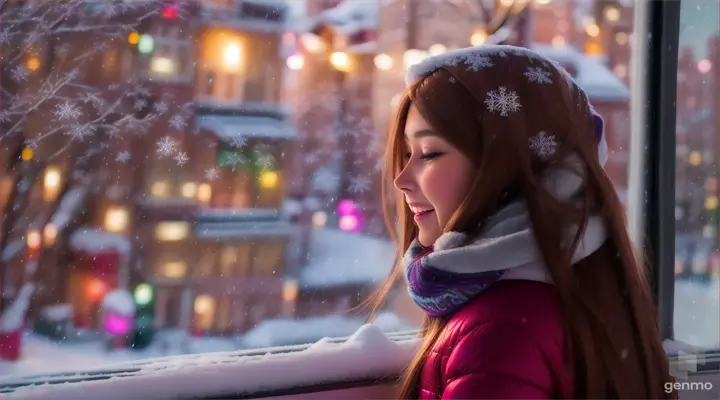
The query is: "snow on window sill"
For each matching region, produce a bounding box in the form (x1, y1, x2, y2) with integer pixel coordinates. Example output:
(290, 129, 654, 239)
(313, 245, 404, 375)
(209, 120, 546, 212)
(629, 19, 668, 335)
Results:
(0, 326, 420, 399)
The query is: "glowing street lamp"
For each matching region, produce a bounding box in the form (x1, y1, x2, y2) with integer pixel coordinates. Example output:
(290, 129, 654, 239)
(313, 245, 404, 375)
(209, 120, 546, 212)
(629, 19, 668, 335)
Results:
(286, 53, 304, 70)
(374, 53, 393, 70)
(330, 51, 350, 71)
(43, 166, 62, 201)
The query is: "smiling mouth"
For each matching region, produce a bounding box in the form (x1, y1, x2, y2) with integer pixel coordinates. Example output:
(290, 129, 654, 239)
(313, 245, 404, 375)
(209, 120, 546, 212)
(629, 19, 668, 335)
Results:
(412, 209, 435, 220)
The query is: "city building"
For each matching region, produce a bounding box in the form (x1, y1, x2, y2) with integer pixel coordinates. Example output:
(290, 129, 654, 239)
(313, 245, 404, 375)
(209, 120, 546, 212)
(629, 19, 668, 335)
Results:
(3, 0, 299, 336)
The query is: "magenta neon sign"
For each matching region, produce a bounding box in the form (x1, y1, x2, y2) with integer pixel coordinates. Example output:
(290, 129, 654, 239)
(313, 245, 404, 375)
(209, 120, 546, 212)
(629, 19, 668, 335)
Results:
(337, 199, 364, 232)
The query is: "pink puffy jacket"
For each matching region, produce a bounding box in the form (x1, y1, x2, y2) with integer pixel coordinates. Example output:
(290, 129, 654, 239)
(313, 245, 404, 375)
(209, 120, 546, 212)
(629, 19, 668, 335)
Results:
(418, 280, 573, 399)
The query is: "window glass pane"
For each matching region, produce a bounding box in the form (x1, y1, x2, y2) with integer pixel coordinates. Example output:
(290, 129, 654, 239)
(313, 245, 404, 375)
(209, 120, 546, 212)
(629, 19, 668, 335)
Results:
(673, 0, 720, 349)
(2, 0, 647, 379)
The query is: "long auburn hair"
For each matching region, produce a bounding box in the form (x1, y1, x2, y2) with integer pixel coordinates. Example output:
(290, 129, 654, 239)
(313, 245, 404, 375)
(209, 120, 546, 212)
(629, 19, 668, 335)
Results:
(365, 53, 675, 399)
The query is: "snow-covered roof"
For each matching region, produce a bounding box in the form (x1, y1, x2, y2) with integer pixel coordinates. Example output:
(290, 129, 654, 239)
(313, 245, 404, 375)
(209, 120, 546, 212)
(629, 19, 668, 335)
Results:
(69, 228, 131, 255)
(300, 228, 396, 288)
(312, 0, 379, 36)
(0, 325, 419, 399)
(194, 220, 296, 240)
(531, 44, 629, 102)
(196, 115, 297, 142)
(242, 312, 414, 349)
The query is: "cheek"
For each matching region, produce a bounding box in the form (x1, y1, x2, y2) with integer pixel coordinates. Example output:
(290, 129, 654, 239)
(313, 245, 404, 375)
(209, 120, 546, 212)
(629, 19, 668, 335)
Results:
(420, 169, 467, 212)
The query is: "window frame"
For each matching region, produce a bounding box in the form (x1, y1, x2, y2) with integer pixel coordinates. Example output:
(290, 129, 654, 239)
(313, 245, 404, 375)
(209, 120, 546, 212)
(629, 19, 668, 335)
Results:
(645, 0, 720, 372)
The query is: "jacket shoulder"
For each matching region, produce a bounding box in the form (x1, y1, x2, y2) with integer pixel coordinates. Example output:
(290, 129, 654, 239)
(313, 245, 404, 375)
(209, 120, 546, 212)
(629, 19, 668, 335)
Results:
(448, 280, 564, 342)
(437, 281, 570, 398)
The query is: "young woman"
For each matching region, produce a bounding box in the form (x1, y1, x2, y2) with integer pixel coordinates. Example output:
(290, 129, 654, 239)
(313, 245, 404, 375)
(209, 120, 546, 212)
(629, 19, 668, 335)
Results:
(370, 46, 674, 399)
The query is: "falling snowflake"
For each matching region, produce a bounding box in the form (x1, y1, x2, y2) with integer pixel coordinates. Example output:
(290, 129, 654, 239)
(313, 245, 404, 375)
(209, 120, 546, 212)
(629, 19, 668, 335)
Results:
(154, 101, 169, 114)
(0, 110, 10, 123)
(156, 136, 177, 157)
(54, 101, 82, 120)
(66, 124, 95, 141)
(524, 67, 552, 84)
(10, 66, 28, 82)
(449, 76, 457, 83)
(529, 131, 558, 158)
(174, 151, 190, 166)
(484, 86, 521, 117)
(108, 83, 121, 91)
(349, 175, 371, 193)
(460, 53, 493, 72)
(169, 114, 187, 130)
(115, 151, 131, 163)
(204, 167, 220, 181)
(229, 136, 247, 148)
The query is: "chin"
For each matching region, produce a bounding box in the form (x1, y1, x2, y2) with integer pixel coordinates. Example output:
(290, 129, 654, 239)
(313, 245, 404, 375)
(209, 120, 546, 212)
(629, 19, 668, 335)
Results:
(418, 232, 439, 248)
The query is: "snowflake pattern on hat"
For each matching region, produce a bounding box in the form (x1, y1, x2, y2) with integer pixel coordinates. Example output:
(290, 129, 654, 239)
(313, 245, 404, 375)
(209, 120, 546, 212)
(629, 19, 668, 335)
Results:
(484, 86, 521, 117)
(524, 66, 552, 84)
(529, 131, 558, 158)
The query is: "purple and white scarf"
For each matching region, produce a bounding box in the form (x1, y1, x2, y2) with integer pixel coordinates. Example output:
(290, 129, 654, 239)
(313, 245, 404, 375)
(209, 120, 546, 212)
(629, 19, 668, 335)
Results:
(403, 157, 609, 317)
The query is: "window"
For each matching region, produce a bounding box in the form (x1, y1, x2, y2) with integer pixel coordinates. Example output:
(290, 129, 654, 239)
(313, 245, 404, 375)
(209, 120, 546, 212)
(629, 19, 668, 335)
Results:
(212, 142, 283, 208)
(672, 0, 720, 349)
(136, 25, 193, 81)
(253, 238, 285, 275)
(197, 29, 246, 101)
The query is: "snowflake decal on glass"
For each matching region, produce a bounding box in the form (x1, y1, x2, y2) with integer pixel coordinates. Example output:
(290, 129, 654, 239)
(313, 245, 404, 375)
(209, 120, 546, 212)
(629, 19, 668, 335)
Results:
(169, 114, 187, 130)
(229, 136, 247, 148)
(173, 151, 190, 166)
(256, 153, 275, 169)
(204, 167, 220, 181)
(156, 136, 177, 157)
(529, 131, 558, 158)
(524, 66, 552, 84)
(67, 124, 95, 141)
(460, 53, 493, 72)
(349, 175, 372, 193)
(115, 151, 131, 163)
(484, 86, 521, 117)
(54, 101, 82, 120)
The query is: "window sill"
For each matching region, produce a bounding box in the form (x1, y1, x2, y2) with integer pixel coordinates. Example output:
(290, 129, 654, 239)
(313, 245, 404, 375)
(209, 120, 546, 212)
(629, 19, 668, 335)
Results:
(0, 327, 419, 399)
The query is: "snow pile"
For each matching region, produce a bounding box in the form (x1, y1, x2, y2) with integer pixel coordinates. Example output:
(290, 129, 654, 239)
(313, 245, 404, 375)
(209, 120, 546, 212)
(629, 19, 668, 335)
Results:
(242, 312, 413, 348)
(2, 325, 419, 399)
(40, 304, 73, 322)
(317, 0, 379, 35)
(300, 228, 396, 288)
(0, 284, 34, 333)
(531, 44, 629, 102)
(69, 228, 131, 255)
(101, 290, 135, 317)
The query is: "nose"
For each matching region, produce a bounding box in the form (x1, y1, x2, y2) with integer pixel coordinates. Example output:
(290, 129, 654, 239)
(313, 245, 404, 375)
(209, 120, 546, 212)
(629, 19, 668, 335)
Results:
(393, 163, 414, 193)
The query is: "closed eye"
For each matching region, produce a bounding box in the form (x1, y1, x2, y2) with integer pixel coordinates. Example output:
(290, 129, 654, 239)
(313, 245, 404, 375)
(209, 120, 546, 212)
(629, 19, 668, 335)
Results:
(419, 152, 442, 160)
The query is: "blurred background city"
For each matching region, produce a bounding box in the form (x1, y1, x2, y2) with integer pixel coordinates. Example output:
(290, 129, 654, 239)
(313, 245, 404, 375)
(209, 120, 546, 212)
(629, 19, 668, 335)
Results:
(0, 0, 717, 377)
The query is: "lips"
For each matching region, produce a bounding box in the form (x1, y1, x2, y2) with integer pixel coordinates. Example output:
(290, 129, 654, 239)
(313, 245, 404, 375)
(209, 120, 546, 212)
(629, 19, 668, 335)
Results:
(407, 203, 434, 215)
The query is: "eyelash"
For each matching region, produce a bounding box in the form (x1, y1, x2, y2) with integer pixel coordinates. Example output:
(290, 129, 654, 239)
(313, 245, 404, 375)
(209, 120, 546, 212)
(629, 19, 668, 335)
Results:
(404, 151, 442, 160)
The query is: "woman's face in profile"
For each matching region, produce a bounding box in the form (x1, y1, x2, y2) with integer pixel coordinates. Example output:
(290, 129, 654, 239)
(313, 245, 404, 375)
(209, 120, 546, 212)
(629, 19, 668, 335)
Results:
(394, 105, 473, 247)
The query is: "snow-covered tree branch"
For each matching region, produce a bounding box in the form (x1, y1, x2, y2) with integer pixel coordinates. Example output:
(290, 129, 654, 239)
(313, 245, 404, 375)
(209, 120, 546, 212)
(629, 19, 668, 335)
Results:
(441, 0, 533, 44)
(0, 0, 189, 318)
